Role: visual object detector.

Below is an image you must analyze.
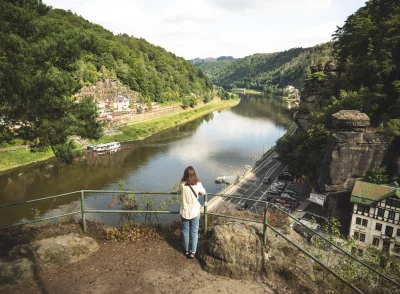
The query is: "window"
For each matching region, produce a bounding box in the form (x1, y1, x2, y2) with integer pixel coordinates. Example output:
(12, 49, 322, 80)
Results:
(375, 223, 382, 231)
(357, 248, 364, 256)
(357, 204, 369, 214)
(385, 226, 394, 237)
(377, 208, 384, 217)
(356, 217, 361, 225)
(372, 237, 380, 246)
(385, 198, 400, 208)
(354, 231, 360, 239)
(394, 244, 400, 254)
(397, 229, 400, 237)
(360, 233, 366, 242)
(388, 211, 395, 220)
(362, 219, 368, 227)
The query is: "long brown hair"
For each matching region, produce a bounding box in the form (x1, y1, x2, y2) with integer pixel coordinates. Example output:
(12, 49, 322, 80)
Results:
(181, 166, 200, 186)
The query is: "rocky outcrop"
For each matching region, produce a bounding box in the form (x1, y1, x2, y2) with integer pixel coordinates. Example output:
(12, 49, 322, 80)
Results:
(0, 233, 99, 287)
(75, 79, 140, 103)
(319, 111, 391, 193)
(198, 222, 315, 290)
(295, 61, 339, 130)
(332, 110, 370, 129)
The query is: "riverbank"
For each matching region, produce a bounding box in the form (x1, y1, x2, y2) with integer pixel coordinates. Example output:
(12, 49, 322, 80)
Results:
(94, 98, 239, 144)
(0, 98, 239, 173)
(244, 89, 263, 95)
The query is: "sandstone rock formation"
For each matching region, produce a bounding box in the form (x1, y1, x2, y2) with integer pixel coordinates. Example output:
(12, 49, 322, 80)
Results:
(198, 222, 315, 291)
(319, 111, 390, 194)
(75, 79, 140, 103)
(0, 233, 99, 287)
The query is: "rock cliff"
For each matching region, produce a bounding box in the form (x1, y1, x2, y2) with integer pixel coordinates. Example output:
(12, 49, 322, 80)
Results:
(75, 79, 140, 103)
(293, 61, 397, 222)
(319, 110, 391, 194)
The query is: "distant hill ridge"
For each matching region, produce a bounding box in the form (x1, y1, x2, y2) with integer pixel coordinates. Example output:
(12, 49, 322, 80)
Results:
(188, 56, 235, 65)
(194, 43, 333, 91)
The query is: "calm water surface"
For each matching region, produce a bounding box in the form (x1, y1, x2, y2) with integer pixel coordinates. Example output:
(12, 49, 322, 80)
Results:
(0, 95, 296, 226)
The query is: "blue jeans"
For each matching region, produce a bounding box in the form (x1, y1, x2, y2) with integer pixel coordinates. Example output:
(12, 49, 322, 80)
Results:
(181, 213, 200, 253)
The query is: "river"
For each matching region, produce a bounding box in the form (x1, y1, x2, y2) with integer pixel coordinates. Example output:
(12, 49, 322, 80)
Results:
(0, 95, 297, 226)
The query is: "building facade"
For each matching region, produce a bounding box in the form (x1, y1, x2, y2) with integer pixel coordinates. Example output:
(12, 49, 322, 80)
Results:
(349, 181, 400, 255)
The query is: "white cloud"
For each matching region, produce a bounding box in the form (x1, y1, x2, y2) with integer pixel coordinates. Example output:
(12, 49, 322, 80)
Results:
(43, 0, 365, 59)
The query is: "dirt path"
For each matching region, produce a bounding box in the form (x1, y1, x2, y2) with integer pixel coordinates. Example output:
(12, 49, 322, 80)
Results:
(0, 223, 274, 294)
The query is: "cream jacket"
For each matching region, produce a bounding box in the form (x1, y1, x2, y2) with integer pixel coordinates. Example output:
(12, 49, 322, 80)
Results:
(177, 182, 206, 219)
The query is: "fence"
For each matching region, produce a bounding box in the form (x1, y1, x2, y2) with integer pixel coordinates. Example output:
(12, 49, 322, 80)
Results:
(1, 191, 399, 293)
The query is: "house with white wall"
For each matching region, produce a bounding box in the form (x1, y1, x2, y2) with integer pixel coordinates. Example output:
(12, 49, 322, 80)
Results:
(106, 96, 130, 111)
(349, 181, 400, 255)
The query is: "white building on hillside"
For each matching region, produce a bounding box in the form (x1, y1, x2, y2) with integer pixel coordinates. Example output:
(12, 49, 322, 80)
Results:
(349, 181, 400, 255)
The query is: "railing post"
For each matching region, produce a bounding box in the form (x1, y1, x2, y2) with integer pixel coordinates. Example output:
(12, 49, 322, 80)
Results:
(80, 191, 87, 233)
(263, 202, 268, 245)
(204, 194, 208, 235)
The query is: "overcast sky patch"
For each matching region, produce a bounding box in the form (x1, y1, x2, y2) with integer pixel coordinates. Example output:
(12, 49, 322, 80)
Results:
(43, 0, 366, 59)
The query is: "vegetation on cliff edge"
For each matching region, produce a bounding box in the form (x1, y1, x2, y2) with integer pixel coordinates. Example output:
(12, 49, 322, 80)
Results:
(276, 0, 400, 184)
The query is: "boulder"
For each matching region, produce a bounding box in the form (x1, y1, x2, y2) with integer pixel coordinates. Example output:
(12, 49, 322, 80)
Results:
(0, 258, 34, 286)
(198, 222, 315, 287)
(10, 233, 99, 271)
(332, 110, 370, 130)
(0, 233, 99, 287)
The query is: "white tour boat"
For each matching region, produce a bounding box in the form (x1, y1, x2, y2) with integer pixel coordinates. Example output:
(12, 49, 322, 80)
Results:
(90, 142, 121, 152)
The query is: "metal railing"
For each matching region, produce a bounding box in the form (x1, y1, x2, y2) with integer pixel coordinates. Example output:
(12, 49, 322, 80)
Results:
(205, 194, 400, 293)
(1, 190, 399, 293)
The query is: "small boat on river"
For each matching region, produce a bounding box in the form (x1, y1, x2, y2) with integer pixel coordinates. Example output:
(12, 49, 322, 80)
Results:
(88, 142, 121, 152)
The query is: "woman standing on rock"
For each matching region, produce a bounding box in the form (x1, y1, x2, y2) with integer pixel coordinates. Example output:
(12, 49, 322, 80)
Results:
(177, 166, 206, 259)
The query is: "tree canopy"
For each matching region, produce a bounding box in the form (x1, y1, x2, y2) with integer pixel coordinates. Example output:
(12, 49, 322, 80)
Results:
(0, 0, 212, 162)
(332, 0, 400, 126)
(196, 43, 333, 91)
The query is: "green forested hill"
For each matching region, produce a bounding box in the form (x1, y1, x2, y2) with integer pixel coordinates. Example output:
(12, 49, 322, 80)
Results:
(197, 43, 333, 91)
(0, 0, 212, 162)
(197, 60, 234, 82)
(1, 1, 212, 104)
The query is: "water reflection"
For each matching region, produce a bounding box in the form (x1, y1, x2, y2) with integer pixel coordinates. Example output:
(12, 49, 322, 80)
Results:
(0, 95, 294, 226)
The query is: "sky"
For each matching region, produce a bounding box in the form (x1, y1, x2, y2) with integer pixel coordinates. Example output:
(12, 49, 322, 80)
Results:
(42, 0, 367, 59)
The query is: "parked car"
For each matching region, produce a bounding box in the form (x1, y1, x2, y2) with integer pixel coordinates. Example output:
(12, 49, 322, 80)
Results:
(268, 190, 280, 196)
(237, 202, 249, 211)
(263, 177, 272, 184)
(281, 194, 297, 202)
(282, 192, 299, 199)
(275, 198, 287, 204)
(273, 182, 286, 189)
(285, 189, 300, 195)
(273, 186, 285, 192)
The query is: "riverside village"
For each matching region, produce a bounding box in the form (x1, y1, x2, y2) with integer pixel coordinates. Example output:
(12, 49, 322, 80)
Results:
(0, 0, 400, 293)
